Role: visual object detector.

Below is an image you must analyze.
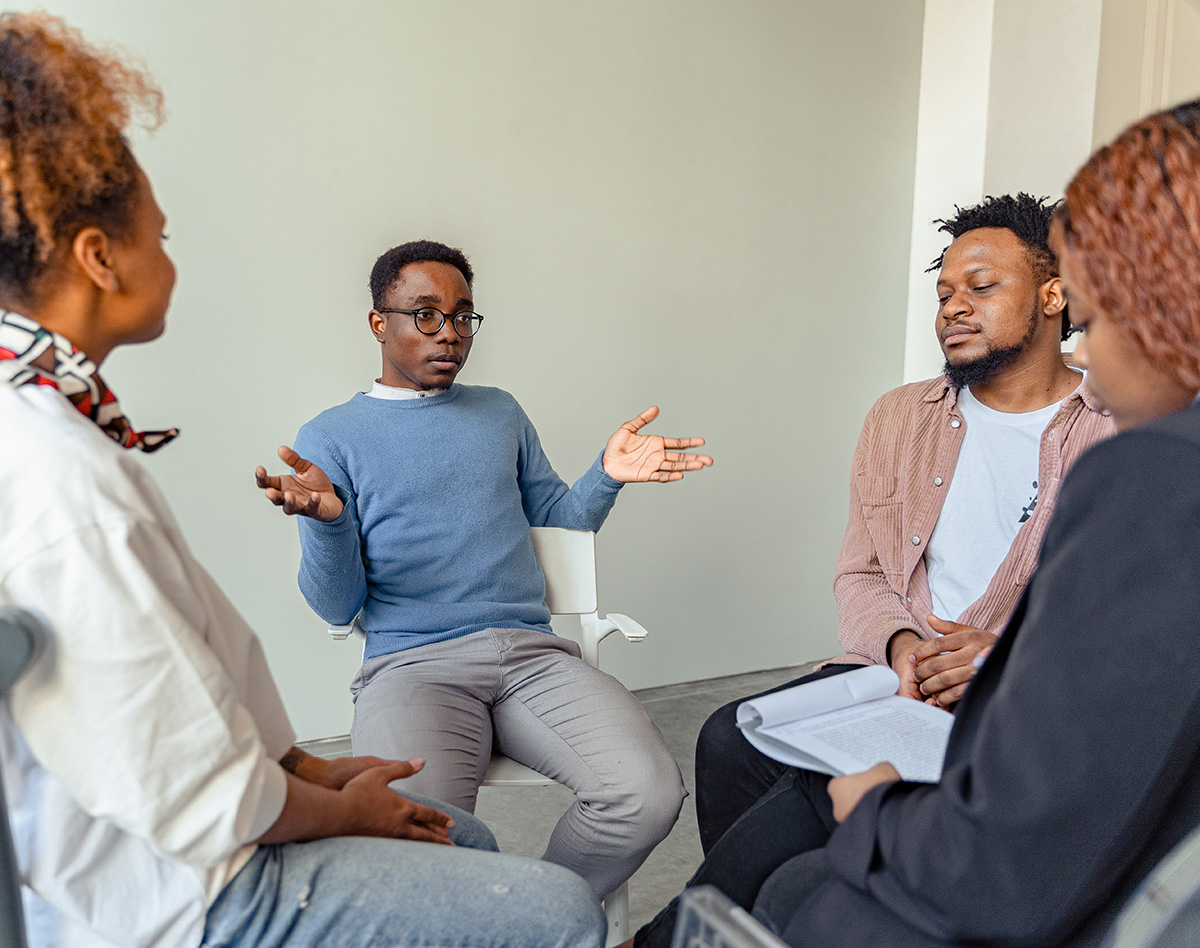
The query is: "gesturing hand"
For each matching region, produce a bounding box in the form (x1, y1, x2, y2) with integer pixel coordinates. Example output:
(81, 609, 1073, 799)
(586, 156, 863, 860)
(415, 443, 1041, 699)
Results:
(255, 445, 344, 522)
(828, 762, 901, 823)
(910, 615, 998, 708)
(339, 762, 455, 845)
(602, 406, 713, 483)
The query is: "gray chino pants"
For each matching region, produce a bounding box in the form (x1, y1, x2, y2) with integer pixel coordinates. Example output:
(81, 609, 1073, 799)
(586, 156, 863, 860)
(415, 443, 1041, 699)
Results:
(349, 627, 685, 898)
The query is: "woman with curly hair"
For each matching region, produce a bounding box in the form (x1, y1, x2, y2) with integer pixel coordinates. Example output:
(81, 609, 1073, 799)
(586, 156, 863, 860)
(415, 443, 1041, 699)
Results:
(630, 99, 1200, 948)
(0, 13, 604, 948)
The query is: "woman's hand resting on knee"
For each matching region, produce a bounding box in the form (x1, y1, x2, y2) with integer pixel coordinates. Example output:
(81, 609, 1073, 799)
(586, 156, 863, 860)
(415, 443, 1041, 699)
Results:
(257, 752, 456, 846)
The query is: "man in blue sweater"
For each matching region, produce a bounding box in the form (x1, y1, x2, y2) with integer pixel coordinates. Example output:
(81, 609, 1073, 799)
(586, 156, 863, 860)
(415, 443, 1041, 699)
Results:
(256, 240, 712, 898)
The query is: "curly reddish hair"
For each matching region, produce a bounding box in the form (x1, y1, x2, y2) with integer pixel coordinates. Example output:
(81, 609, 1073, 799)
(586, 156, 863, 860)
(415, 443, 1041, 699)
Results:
(0, 12, 162, 304)
(1056, 99, 1200, 391)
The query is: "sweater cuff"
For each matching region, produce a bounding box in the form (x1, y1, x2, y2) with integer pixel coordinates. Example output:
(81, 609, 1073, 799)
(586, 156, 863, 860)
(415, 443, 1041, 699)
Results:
(297, 485, 355, 537)
(592, 450, 625, 492)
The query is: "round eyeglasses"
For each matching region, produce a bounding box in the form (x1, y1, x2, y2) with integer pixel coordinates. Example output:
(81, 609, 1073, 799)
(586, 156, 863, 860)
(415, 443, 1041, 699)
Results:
(376, 307, 484, 338)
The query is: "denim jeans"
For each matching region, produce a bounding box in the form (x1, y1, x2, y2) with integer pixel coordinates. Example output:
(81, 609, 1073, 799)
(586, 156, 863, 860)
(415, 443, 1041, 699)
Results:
(203, 797, 606, 948)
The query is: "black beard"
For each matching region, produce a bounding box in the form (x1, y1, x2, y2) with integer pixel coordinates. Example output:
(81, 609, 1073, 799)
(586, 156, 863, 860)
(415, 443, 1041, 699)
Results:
(942, 340, 1028, 389)
(942, 301, 1041, 389)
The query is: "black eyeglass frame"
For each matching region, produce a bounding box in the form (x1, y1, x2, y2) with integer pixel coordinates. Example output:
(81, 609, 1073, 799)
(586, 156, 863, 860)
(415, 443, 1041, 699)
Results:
(375, 307, 485, 338)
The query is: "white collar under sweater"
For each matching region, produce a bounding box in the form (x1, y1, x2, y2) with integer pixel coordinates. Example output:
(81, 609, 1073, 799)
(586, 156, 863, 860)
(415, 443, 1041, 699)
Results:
(368, 380, 447, 400)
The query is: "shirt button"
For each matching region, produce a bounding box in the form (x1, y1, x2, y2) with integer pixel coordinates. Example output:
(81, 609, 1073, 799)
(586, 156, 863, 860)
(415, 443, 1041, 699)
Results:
(950, 418, 961, 428)
(911, 536, 921, 545)
(906, 597, 913, 602)
(933, 476, 943, 486)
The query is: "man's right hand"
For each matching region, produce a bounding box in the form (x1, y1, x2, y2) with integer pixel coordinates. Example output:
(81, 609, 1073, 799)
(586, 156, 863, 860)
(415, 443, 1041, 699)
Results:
(255, 445, 344, 522)
(888, 629, 923, 700)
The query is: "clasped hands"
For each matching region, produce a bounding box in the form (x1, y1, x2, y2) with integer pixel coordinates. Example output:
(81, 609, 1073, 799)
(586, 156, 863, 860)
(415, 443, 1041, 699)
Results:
(255, 406, 712, 522)
(889, 616, 997, 708)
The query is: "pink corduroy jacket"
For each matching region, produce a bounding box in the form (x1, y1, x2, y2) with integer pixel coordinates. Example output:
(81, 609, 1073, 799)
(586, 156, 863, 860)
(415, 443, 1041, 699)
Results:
(828, 375, 1115, 667)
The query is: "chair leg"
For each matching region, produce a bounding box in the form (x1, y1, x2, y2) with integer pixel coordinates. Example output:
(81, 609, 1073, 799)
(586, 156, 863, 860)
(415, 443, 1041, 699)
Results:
(603, 882, 630, 947)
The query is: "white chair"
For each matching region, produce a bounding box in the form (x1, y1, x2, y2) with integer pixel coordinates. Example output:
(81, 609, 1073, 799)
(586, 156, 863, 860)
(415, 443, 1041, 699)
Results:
(1105, 823, 1200, 948)
(329, 527, 649, 947)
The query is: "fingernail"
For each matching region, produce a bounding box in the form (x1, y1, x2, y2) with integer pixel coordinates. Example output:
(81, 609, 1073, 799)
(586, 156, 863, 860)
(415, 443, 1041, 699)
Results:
(972, 653, 986, 668)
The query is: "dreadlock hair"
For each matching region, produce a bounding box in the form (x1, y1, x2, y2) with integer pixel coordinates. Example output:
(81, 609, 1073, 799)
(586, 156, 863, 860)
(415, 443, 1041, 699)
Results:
(1055, 98, 1200, 393)
(928, 193, 1070, 341)
(0, 13, 162, 308)
(369, 240, 474, 308)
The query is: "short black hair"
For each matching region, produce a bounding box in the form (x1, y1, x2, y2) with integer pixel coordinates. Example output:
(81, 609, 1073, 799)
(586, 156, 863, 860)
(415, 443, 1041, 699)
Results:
(927, 193, 1070, 341)
(369, 240, 473, 308)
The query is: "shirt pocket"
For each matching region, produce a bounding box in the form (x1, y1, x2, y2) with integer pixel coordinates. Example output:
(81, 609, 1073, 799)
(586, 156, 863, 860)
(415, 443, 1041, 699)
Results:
(855, 474, 905, 579)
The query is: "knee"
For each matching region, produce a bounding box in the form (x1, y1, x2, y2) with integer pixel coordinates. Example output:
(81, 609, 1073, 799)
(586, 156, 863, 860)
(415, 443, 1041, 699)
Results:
(448, 809, 499, 851)
(696, 698, 743, 769)
(606, 751, 686, 841)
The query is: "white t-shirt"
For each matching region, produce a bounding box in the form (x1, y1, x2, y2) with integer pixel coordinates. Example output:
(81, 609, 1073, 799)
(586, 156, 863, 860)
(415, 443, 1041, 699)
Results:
(925, 384, 1063, 622)
(0, 385, 295, 948)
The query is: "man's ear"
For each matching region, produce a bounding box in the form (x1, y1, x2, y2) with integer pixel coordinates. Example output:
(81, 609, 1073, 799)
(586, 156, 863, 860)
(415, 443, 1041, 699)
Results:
(368, 309, 386, 342)
(71, 227, 119, 293)
(1040, 276, 1066, 316)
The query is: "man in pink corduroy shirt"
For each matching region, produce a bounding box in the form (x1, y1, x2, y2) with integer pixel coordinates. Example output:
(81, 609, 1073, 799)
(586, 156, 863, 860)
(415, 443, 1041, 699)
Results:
(687, 193, 1116, 876)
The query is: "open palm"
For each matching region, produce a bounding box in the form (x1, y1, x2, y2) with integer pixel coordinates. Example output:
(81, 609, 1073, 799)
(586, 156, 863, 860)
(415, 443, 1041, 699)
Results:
(602, 406, 713, 483)
(255, 445, 345, 522)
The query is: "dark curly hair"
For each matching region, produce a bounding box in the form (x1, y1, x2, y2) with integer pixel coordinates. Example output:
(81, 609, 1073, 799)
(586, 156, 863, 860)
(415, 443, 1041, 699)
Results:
(1055, 98, 1200, 392)
(928, 193, 1069, 341)
(0, 12, 162, 307)
(369, 240, 474, 308)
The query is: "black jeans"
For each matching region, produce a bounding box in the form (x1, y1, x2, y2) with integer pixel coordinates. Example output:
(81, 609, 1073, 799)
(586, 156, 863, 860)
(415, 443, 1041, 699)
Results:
(694, 664, 858, 852)
(633, 664, 858, 948)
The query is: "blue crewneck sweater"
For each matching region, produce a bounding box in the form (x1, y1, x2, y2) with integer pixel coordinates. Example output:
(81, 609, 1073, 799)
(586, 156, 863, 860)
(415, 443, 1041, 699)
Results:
(294, 384, 624, 659)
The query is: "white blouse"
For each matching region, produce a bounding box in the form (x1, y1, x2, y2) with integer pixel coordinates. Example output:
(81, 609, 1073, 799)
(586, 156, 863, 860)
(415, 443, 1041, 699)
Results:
(0, 385, 295, 948)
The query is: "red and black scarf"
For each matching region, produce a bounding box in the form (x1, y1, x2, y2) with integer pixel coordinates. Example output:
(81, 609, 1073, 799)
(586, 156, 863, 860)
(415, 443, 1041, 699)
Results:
(0, 311, 177, 453)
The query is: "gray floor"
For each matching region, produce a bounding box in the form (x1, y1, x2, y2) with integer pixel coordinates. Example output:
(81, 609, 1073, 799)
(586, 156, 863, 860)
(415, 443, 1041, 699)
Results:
(299, 663, 812, 933)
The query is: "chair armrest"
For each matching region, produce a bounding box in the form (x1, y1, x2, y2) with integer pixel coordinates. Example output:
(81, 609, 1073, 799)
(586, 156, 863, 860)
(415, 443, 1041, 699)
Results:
(585, 613, 649, 647)
(603, 613, 648, 643)
(580, 612, 649, 667)
(328, 617, 365, 641)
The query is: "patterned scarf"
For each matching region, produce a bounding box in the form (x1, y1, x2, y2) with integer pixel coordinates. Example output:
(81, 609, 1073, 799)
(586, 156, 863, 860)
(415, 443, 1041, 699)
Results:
(0, 311, 178, 453)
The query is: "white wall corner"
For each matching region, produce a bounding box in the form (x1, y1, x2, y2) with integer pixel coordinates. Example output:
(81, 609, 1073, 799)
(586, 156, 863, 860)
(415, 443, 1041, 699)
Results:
(902, 0, 995, 384)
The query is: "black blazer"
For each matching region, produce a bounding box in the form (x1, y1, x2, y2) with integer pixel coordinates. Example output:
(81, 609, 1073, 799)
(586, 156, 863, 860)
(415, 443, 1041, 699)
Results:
(784, 400, 1200, 948)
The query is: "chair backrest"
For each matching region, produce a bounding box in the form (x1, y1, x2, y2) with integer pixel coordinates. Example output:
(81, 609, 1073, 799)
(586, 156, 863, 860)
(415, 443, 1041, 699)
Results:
(670, 886, 788, 948)
(330, 527, 601, 641)
(0, 608, 42, 948)
(530, 528, 598, 616)
(1105, 824, 1200, 948)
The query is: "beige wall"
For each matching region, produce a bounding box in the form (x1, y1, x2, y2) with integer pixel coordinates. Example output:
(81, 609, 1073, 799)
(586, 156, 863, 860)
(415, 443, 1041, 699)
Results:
(32, 0, 925, 738)
(1094, 0, 1200, 148)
